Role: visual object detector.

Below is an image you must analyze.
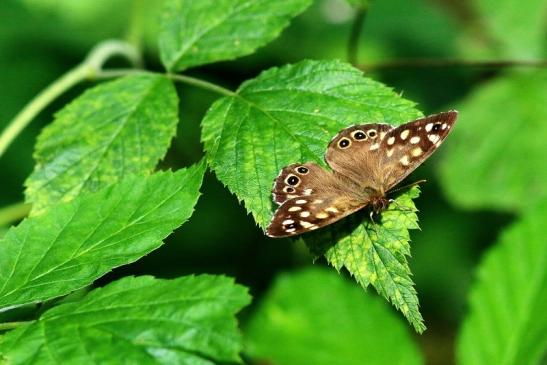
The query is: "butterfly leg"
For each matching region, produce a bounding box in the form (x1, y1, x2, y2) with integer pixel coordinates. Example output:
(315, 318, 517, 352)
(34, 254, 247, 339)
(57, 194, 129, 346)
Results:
(387, 198, 415, 213)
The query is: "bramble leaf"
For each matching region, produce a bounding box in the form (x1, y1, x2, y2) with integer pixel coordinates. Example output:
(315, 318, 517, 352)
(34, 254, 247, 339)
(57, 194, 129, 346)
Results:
(0, 162, 205, 311)
(439, 71, 547, 212)
(245, 267, 423, 365)
(25, 74, 178, 215)
(159, 0, 312, 72)
(0, 275, 251, 364)
(457, 198, 547, 365)
(202, 59, 425, 331)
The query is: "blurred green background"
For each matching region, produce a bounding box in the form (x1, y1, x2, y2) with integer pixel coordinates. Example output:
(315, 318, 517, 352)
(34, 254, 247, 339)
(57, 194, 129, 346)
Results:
(0, 0, 545, 364)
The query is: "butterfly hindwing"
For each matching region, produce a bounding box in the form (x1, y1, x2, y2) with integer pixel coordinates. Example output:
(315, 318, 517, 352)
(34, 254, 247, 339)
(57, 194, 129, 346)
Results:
(272, 162, 335, 205)
(267, 194, 366, 237)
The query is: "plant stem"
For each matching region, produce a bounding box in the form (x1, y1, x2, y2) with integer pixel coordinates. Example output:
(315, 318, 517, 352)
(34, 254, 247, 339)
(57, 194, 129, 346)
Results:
(126, 0, 145, 53)
(360, 58, 547, 71)
(95, 69, 236, 97)
(347, 6, 368, 66)
(0, 321, 31, 331)
(167, 74, 236, 97)
(0, 40, 140, 160)
(0, 64, 90, 159)
(0, 202, 32, 227)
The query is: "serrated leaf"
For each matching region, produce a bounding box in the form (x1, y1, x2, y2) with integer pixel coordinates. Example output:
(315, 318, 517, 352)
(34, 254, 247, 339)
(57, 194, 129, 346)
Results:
(0, 162, 205, 311)
(202, 59, 425, 331)
(439, 71, 547, 212)
(457, 199, 547, 365)
(25, 74, 179, 215)
(0, 275, 251, 365)
(244, 267, 423, 365)
(304, 187, 424, 332)
(158, 0, 312, 72)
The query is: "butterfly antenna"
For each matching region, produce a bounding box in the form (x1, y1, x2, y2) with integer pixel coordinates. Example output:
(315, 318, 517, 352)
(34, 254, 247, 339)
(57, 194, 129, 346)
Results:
(390, 179, 427, 194)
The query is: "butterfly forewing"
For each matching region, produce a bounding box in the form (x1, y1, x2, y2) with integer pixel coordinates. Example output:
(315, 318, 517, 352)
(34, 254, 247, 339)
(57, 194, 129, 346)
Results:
(379, 111, 458, 191)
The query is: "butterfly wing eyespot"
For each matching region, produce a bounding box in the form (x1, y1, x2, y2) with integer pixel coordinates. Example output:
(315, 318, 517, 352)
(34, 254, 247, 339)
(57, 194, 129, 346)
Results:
(351, 130, 367, 140)
(296, 166, 309, 174)
(338, 138, 351, 149)
(367, 129, 377, 138)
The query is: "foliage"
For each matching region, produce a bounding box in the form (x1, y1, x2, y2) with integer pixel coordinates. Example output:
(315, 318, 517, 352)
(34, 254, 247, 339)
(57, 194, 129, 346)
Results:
(245, 267, 423, 365)
(457, 198, 547, 365)
(439, 70, 547, 212)
(0, 275, 250, 364)
(0, 0, 545, 364)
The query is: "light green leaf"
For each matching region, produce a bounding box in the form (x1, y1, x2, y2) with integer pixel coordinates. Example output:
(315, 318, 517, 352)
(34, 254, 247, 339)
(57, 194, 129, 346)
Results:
(245, 267, 423, 365)
(25, 74, 179, 215)
(457, 198, 547, 365)
(439, 71, 547, 212)
(0, 162, 205, 311)
(458, 0, 546, 58)
(304, 187, 424, 332)
(158, 0, 312, 72)
(202, 59, 425, 331)
(0, 275, 251, 365)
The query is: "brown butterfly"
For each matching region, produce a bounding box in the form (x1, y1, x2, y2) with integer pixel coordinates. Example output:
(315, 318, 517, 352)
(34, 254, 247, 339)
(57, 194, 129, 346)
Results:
(266, 111, 458, 237)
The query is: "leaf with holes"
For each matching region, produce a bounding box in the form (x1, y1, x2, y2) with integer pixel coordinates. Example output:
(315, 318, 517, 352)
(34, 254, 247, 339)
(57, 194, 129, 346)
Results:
(159, 0, 312, 72)
(0, 162, 205, 311)
(0, 275, 251, 364)
(439, 71, 547, 212)
(25, 74, 178, 216)
(245, 267, 423, 365)
(457, 198, 547, 365)
(202, 59, 427, 331)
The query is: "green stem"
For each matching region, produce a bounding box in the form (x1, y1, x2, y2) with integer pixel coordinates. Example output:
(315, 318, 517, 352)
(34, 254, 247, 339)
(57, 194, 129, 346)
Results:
(0, 40, 140, 160)
(0, 63, 90, 159)
(96, 69, 236, 97)
(125, 0, 145, 52)
(0, 202, 32, 227)
(0, 321, 32, 331)
(347, 6, 368, 66)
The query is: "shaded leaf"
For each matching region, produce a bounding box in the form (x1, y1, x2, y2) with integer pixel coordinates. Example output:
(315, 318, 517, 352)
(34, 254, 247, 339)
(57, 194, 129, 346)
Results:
(0, 162, 205, 311)
(25, 74, 178, 215)
(159, 0, 312, 72)
(245, 267, 423, 365)
(439, 71, 547, 212)
(0, 275, 251, 364)
(457, 198, 547, 365)
(202, 59, 426, 331)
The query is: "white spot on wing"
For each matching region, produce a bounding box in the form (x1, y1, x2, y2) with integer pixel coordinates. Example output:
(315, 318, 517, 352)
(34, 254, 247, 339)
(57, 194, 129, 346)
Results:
(316, 212, 329, 219)
(400, 130, 410, 140)
(326, 207, 339, 213)
(387, 137, 395, 145)
(369, 143, 379, 151)
(300, 211, 310, 217)
(411, 147, 422, 157)
(300, 221, 314, 228)
(428, 134, 440, 143)
(282, 219, 294, 225)
(410, 136, 420, 144)
(295, 199, 307, 204)
(400, 155, 410, 166)
(288, 206, 301, 212)
(425, 123, 433, 132)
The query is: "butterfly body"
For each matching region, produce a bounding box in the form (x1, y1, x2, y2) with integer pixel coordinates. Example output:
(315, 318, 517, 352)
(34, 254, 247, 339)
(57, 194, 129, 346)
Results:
(266, 111, 458, 238)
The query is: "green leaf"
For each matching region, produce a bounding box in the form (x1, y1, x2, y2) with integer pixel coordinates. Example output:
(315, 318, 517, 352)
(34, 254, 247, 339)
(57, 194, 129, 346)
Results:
(457, 198, 547, 365)
(0, 162, 205, 311)
(158, 0, 312, 72)
(25, 74, 179, 215)
(305, 187, 424, 333)
(439, 71, 547, 212)
(0, 275, 251, 364)
(244, 267, 423, 365)
(458, 0, 546, 58)
(202, 59, 425, 331)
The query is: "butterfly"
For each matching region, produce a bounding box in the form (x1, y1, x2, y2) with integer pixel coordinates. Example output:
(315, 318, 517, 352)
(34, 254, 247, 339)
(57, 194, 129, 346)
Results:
(266, 111, 458, 237)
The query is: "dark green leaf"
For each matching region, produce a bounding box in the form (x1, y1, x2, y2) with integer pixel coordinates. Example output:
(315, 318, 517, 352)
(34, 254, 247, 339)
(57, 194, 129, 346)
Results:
(0, 275, 251, 364)
(25, 74, 179, 215)
(202, 59, 425, 331)
(457, 198, 547, 365)
(245, 267, 423, 365)
(439, 71, 547, 212)
(158, 0, 312, 71)
(0, 162, 205, 311)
